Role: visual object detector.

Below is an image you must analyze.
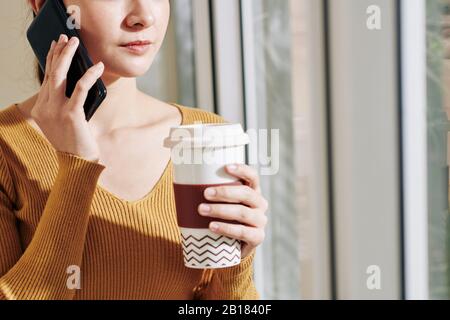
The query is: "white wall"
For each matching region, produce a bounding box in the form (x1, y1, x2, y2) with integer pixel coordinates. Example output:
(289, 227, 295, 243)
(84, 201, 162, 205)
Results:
(0, 1, 40, 108)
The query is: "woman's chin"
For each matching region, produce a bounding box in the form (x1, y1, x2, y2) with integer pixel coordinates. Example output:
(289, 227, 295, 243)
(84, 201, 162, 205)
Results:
(120, 69, 150, 78)
(106, 65, 152, 79)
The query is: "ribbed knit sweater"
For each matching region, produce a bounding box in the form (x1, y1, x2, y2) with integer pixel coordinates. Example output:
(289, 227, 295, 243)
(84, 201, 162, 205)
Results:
(0, 103, 259, 300)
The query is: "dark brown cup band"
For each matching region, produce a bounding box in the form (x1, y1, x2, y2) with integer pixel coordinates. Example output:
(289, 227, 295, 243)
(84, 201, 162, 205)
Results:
(173, 180, 246, 229)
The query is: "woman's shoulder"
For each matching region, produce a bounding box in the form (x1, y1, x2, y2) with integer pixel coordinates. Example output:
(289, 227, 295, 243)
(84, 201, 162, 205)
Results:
(0, 103, 24, 136)
(174, 104, 229, 125)
(0, 103, 19, 121)
(0, 102, 38, 158)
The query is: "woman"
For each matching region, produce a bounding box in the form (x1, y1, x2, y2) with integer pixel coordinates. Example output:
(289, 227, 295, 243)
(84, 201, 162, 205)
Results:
(0, 0, 268, 300)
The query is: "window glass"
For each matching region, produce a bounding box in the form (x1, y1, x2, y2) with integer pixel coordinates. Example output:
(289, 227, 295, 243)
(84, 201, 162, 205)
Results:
(426, 0, 450, 299)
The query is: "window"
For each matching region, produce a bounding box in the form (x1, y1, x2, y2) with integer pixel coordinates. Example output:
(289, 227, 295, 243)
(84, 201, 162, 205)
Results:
(242, 0, 331, 299)
(245, 0, 301, 300)
(426, 0, 450, 299)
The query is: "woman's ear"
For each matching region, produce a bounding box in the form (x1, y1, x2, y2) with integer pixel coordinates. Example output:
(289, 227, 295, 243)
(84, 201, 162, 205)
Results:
(28, 0, 46, 15)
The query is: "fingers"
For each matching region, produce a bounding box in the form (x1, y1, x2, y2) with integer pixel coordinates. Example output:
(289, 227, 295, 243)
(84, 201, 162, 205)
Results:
(48, 34, 69, 91)
(209, 222, 265, 248)
(198, 203, 268, 228)
(52, 34, 68, 62)
(43, 40, 56, 85)
(226, 164, 261, 194)
(53, 36, 80, 85)
(39, 40, 57, 102)
(69, 62, 104, 109)
(44, 33, 104, 111)
(204, 185, 266, 209)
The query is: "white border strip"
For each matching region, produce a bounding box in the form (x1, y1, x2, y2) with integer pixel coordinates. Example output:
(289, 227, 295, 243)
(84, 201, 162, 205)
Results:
(401, 0, 429, 300)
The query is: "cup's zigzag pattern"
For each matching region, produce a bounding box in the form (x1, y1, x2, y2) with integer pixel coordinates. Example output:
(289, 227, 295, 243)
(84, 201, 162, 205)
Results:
(184, 254, 241, 267)
(181, 232, 241, 268)
(181, 234, 239, 247)
(182, 239, 240, 251)
(183, 245, 240, 259)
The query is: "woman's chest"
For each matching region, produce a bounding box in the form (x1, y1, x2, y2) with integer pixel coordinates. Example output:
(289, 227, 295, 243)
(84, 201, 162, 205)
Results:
(96, 130, 172, 203)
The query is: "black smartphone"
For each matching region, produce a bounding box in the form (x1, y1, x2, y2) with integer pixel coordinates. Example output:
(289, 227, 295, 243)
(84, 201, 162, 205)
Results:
(26, 0, 107, 121)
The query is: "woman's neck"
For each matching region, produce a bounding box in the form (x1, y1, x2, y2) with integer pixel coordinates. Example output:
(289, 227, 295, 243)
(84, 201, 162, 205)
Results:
(88, 76, 143, 138)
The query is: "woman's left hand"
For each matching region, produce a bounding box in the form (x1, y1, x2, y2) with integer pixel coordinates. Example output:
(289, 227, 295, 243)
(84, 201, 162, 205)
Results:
(198, 164, 269, 259)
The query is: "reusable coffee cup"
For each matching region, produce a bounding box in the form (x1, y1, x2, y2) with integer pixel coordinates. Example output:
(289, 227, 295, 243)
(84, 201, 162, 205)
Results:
(164, 123, 250, 269)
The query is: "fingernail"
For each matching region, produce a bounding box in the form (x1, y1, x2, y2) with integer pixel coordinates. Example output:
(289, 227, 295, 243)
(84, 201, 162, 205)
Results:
(205, 188, 216, 198)
(50, 40, 56, 49)
(68, 37, 77, 45)
(210, 223, 219, 231)
(199, 204, 211, 214)
(227, 164, 238, 172)
(58, 34, 65, 43)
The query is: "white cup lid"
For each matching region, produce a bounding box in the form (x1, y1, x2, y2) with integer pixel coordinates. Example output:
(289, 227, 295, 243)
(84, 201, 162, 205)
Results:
(164, 123, 250, 149)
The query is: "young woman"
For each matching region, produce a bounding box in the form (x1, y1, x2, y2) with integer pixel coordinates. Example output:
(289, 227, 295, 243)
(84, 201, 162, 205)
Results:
(0, 0, 268, 299)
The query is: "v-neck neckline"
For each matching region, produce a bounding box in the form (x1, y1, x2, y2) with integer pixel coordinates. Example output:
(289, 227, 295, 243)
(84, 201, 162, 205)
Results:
(11, 102, 185, 206)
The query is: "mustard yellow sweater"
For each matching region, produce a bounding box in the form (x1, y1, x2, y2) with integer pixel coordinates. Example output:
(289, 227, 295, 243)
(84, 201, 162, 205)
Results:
(0, 103, 259, 300)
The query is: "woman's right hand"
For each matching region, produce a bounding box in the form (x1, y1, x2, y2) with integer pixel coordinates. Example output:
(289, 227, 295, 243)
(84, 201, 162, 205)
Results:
(30, 34, 104, 163)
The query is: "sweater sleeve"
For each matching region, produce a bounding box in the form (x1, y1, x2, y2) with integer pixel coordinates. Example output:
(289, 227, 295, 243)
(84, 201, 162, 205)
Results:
(193, 250, 260, 300)
(0, 149, 105, 300)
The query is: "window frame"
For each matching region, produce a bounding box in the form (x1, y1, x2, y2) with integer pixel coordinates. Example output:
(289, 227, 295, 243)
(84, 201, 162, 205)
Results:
(400, 0, 429, 300)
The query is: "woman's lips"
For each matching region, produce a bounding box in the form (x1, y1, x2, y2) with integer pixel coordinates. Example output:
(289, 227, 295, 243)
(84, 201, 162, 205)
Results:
(120, 40, 153, 55)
